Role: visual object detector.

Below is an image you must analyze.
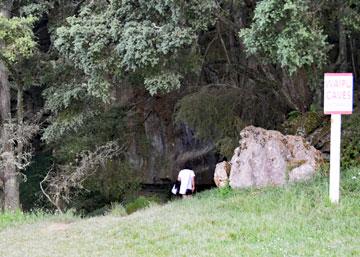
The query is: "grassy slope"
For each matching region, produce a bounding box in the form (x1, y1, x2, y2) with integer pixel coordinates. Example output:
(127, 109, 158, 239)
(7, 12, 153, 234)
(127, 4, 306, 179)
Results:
(0, 170, 359, 257)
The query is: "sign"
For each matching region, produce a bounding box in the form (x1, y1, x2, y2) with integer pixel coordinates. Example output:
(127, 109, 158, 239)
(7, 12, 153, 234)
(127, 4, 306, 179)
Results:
(324, 73, 353, 114)
(324, 73, 353, 204)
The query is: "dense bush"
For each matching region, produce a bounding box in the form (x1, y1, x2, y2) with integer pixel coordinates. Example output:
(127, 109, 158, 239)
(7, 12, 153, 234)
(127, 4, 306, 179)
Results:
(74, 159, 141, 215)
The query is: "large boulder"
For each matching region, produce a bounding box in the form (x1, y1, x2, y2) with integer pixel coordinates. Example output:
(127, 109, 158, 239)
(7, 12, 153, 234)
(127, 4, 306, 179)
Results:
(228, 126, 323, 189)
(213, 161, 231, 187)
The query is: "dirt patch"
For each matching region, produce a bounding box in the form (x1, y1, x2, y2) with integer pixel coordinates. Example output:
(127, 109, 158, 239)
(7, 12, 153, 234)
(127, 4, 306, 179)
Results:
(45, 223, 71, 232)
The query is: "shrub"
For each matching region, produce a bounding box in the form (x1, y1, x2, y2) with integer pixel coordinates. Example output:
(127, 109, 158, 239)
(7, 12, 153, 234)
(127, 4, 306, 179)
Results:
(125, 196, 160, 214)
(342, 112, 360, 168)
(175, 87, 244, 158)
(281, 111, 323, 135)
(217, 183, 233, 198)
(108, 203, 127, 217)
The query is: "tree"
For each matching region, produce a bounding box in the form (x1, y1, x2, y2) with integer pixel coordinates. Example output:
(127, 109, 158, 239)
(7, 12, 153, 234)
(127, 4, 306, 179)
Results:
(35, 0, 218, 210)
(0, 0, 38, 211)
(239, 0, 360, 86)
(53, 0, 216, 98)
(239, 0, 328, 74)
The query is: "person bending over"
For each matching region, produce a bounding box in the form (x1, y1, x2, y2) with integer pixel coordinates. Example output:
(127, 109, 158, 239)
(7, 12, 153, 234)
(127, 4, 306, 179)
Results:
(177, 165, 195, 198)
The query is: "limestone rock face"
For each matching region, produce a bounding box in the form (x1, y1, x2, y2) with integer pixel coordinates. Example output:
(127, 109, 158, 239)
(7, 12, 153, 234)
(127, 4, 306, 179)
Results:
(229, 126, 323, 189)
(115, 87, 217, 185)
(214, 161, 231, 187)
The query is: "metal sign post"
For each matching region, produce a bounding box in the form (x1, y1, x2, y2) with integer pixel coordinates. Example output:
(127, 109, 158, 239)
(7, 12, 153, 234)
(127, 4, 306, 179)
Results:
(324, 73, 353, 203)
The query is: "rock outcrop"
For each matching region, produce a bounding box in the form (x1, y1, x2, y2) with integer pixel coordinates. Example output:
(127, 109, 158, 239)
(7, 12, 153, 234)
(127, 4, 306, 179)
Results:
(281, 112, 331, 159)
(114, 87, 217, 185)
(213, 161, 231, 187)
(225, 126, 323, 189)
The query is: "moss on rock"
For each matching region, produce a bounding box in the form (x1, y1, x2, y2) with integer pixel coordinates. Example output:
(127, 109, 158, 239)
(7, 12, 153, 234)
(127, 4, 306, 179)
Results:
(282, 111, 323, 136)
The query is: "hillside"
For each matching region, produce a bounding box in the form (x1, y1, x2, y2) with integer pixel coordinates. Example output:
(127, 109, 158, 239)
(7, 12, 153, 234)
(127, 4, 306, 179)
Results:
(0, 169, 359, 257)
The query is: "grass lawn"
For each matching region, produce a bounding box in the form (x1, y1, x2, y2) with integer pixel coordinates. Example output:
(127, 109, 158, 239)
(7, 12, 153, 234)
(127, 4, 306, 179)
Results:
(0, 168, 359, 257)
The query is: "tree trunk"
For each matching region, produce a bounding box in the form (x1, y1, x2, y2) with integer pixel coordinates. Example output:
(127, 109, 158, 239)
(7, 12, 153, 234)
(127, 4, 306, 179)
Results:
(0, 1, 13, 121)
(1, 126, 19, 212)
(0, 1, 13, 18)
(0, 181, 4, 212)
(336, 4, 348, 72)
(1, 121, 20, 211)
(17, 85, 24, 123)
(0, 62, 11, 123)
(3, 170, 19, 211)
(281, 69, 312, 112)
(0, 0, 19, 212)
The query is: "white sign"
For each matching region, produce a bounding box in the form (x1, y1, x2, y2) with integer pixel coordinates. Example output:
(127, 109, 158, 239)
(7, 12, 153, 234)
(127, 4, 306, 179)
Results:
(324, 73, 353, 114)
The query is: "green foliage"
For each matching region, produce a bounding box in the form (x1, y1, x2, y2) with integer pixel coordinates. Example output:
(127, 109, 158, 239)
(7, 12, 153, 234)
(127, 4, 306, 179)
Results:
(175, 87, 243, 139)
(0, 15, 36, 62)
(281, 110, 360, 169)
(84, 159, 141, 204)
(43, 82, 87, 112)
(175, 87, 244, 157)
(19, 1, 50, 18)
(215, 137, 238, 160)
(282, 111, 323, 135)
(41, 60, 107, 143)
(287, 110, 301, 121)
(342, 0, 360, 32)
(20, 152, 54, 211)
(42, 110, 99, 144)
(39, 0, 217, 165)
(41, 61, 126, 144)
(108, 203, 127, 217)
(125, 196, 159, 215)
(342, 112, 360, 168)
(144, 72, 182, 96)
(240, 0, 328, 74)
(217, 183, 233, 198)
(54, 0, 216, 97)
(49, 107, 128, 162)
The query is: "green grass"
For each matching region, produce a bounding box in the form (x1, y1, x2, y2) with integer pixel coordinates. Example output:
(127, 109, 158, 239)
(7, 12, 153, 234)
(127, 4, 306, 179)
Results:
(0, 210, 79, 230)
(125, 196, 160, 214)
(0, 167, 359, 257)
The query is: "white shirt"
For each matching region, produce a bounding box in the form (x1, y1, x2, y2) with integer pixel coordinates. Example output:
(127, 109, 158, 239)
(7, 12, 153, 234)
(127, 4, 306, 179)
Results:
(178, 169, 195, 195)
